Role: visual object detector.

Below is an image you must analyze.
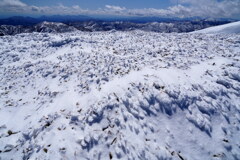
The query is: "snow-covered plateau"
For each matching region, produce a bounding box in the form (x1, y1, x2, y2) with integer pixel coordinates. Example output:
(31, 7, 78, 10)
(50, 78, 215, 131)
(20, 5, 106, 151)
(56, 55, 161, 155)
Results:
(0, 27, 240, 160)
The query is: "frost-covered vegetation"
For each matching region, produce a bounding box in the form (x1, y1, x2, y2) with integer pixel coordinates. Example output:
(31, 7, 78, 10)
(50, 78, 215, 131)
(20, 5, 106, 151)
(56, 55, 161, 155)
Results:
(0, 27, 240, 160)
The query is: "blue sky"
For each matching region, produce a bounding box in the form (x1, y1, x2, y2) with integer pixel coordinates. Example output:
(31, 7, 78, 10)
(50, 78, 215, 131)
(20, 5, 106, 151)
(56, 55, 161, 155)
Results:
(0, 0, 240, 19)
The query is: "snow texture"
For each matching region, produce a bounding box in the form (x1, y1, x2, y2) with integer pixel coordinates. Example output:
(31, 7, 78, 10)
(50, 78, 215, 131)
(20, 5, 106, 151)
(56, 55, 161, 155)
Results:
(0, 29, 240, 160)
(193, 21, 240, 34)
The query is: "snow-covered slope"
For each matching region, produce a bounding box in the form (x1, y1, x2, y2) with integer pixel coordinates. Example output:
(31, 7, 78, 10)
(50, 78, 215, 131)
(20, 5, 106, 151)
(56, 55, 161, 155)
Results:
(34, 21, 78, 33)
(0, 31, 240, 160)
(193, 21, 240, 34)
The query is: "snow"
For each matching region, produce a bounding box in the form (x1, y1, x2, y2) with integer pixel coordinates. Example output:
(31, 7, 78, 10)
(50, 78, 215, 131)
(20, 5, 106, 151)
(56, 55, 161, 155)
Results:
(0, 30, 240, 160)
(193, 21, 240, 34)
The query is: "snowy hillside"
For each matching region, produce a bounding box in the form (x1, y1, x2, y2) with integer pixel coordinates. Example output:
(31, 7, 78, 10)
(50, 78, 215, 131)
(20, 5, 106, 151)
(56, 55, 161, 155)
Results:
(0, 20, 231, 36)
(0, 31, 240, 160)
(0, 21, 77, 36)
(34, 21, 78, 33)
(193, 21, 240, 34)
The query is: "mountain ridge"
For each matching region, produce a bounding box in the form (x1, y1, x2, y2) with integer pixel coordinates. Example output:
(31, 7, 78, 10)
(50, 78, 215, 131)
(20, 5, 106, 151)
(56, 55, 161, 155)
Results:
(0, 20, 235, 36)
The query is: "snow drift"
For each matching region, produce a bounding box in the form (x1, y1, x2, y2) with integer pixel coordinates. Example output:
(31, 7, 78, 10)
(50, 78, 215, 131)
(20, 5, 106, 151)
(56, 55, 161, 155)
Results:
(193, 21, 240, 34)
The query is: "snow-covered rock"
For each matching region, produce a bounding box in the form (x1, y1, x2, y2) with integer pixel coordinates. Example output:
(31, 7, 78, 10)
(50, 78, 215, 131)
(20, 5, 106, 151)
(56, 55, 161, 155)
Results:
(0, 31, 239, 160)
(193, 21, 240, 34)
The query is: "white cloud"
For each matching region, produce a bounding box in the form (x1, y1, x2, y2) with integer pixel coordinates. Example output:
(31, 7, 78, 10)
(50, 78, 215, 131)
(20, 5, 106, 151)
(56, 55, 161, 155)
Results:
(0, 0, 239, 19)
(0, 0, 28, 13)
(0, 0, 26, 7)
(72, 5, 81, 10)
(177, 0, 240, 18)
(131, 0, 240, 18)
(105, 5, 126, 11)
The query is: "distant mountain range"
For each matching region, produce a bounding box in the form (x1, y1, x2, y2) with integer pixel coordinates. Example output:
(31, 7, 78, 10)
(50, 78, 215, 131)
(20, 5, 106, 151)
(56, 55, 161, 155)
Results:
(0, 15, 237, 36)
(0, 15, 236, 26)
(0, 15, 94, 26)
(0, 21, 77, 36)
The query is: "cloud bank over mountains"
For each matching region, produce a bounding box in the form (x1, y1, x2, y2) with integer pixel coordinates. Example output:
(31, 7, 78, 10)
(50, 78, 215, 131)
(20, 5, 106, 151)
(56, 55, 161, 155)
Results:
(0, 0, 239, 18)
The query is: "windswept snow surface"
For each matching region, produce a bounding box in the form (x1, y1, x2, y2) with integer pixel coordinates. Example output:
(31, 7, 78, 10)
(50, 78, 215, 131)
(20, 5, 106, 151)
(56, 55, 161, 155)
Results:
(193, 21, 240, 34)
(0, 31, 240, 160)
